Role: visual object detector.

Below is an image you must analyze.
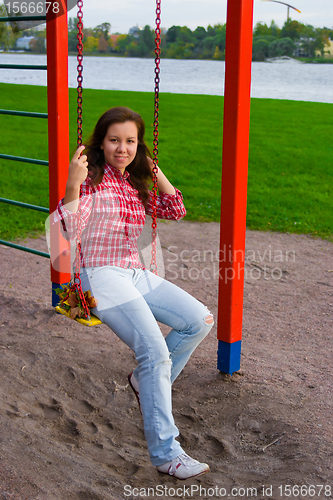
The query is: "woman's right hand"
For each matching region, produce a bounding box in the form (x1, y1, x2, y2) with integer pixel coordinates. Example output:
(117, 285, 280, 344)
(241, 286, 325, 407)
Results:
(67, 145, 89, 190)
(63, 146, 88, 208)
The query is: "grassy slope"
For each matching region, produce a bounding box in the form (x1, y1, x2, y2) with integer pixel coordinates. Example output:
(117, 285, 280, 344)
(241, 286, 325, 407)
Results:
(0, 83, 332, 241)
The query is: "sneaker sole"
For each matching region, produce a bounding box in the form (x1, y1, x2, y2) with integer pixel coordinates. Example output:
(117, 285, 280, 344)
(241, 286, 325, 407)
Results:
(157, 465, 210, 479)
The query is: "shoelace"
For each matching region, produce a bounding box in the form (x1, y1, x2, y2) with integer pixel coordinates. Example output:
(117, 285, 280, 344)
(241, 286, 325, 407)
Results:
(169, 454, 194, 475)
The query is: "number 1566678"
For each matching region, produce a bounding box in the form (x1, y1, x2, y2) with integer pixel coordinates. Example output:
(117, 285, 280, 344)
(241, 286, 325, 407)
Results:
(5, 2, 60, 14)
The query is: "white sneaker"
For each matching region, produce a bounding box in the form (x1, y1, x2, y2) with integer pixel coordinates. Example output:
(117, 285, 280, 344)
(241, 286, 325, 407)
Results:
(157, 453, 210, 479)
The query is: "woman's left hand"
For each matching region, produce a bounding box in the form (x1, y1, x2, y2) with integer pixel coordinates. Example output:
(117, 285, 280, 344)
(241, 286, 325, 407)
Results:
(147, 157, 175, 195)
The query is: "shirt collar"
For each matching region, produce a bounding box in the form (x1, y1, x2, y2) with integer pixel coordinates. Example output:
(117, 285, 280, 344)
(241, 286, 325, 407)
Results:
(104, 163, 130, 180)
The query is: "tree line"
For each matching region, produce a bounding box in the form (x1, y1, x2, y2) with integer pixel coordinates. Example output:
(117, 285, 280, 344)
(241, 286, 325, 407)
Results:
(70, 20, 332, 61)
(0, 5, 332, 61)
(252, 20, 332, 60)
(68, 18, 333, 61)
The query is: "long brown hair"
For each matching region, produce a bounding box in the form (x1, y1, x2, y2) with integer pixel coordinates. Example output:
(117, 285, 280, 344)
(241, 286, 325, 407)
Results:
(85, 107, 152, 206)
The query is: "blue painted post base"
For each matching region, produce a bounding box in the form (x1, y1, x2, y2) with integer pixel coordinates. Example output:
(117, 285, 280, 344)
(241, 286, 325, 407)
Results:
(52, 281, 71, 307)
(217, 340, 242, 374)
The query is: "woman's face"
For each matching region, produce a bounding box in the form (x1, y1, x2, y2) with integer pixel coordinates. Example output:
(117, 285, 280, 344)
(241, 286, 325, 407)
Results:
(101, 121, 138, 174)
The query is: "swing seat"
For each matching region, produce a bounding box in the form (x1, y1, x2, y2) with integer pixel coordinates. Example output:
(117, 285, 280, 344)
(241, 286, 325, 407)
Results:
(55, 305, 103, 327)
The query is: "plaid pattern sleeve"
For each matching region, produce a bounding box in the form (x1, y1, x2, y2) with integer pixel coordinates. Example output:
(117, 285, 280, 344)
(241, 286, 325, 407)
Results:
(145, 188, 186, 220)
(52, 185, 93, 241)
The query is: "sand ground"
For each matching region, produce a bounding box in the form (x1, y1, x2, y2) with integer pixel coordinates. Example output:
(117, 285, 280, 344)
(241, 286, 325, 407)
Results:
(0, 220, 332, 500)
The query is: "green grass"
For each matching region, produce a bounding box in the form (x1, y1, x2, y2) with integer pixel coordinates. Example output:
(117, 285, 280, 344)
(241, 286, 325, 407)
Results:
(0, 82, 332, 241)
(248, 99, 333, 237)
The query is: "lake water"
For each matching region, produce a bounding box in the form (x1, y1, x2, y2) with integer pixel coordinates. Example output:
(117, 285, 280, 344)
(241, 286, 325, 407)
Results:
(0, 53, 332, 103)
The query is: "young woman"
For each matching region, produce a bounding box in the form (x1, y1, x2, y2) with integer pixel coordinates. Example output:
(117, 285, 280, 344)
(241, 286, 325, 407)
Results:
(54, 107, 214, 479)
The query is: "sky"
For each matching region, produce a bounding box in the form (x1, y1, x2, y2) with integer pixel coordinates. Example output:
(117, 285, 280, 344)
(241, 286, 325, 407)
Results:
(68, 0, 333, 33)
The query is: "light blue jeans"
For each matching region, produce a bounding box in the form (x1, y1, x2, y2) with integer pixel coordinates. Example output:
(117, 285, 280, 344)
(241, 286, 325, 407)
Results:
(80, 266, 213, 466)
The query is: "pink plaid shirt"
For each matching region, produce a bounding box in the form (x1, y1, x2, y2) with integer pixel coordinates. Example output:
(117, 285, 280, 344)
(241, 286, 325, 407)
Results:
(54, 163, 186, 269)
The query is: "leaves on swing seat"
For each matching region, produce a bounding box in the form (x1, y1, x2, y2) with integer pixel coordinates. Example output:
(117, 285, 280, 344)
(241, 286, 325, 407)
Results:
(67, 291, 79, 308)
(70, 306, 83, 319)
(84, 290, 98, 309)
(55, 285, 98, 320)
(54, 286, 69, 302)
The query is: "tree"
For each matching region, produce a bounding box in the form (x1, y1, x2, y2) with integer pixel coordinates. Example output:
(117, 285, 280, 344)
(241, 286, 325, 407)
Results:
(299, 24, 316, 57)
(314, 28, 331, 57)
(183, 42, 194, 59)
(29, 33, 46, 54)
(116, 34, 135, 56)
(166, 25, 180, 44)
(165, 41, 185, 59)
(178, 26, 194, 44)
(206, 24, 217, 37)
(93, 22, 111, 41)
(108, 35, 120, 53)
(0, 4, 9, 50)
(68, 17, 76, 32)
(193, 26, 206, 42)
(252, 39, 270, 61)
(254, 35, 277, 44)
(98, 35, 108, 53)
(213, 46, 224, 60)
(84, 35, 98, 52)
(202, 36, 215, 59)
(141, 25, 155, 52)
(269, 20, 281, 38)
(253, 22, 272, 38)
(127, 40, 139, 57)
(214, 24, 226, 52)
(68, 17, 79, 52)
(0, 5, 20, 51)
(268, 37, 295, 58)
(63, 18, 332, 60)
(281, 20, 303, 40)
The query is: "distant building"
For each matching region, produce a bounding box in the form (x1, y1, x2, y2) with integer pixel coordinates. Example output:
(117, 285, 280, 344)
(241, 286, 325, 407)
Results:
(16, 36, 34, 50)
(128, 25, 166, 37)
(315, 39, 333, 58)
(293, 37, 316, 58)
(34, 23, 46, 32)
(129, 26, 143, 38)
(109, 34, 121, 45)
(293, 41, 307, 57)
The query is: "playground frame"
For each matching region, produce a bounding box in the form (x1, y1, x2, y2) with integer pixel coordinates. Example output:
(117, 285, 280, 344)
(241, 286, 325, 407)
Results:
(0, 0, 254, 375)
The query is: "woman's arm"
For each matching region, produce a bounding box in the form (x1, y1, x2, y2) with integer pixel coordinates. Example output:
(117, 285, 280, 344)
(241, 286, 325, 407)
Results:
(63, 145, 89, 212)
(148, 158, 176, 196)
(145, 158, 186, 220)
(52, 145, 92, 239)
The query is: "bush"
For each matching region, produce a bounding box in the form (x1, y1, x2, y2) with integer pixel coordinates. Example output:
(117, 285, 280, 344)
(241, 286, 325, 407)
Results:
(268, 37, 295, 58)
(252, 39, 270, 61)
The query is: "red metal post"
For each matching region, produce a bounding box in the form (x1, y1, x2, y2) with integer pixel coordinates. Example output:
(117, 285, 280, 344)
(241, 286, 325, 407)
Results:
(217, 0, 254, 373)
(46, 1, 71, 304)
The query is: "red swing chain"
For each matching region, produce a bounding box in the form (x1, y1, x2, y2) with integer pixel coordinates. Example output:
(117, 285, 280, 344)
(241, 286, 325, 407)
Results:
(77, 0, 83, 148)
(70, 0, 90, 319)
(151, 0, 161, 275)
(62, 2, 161, 316)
